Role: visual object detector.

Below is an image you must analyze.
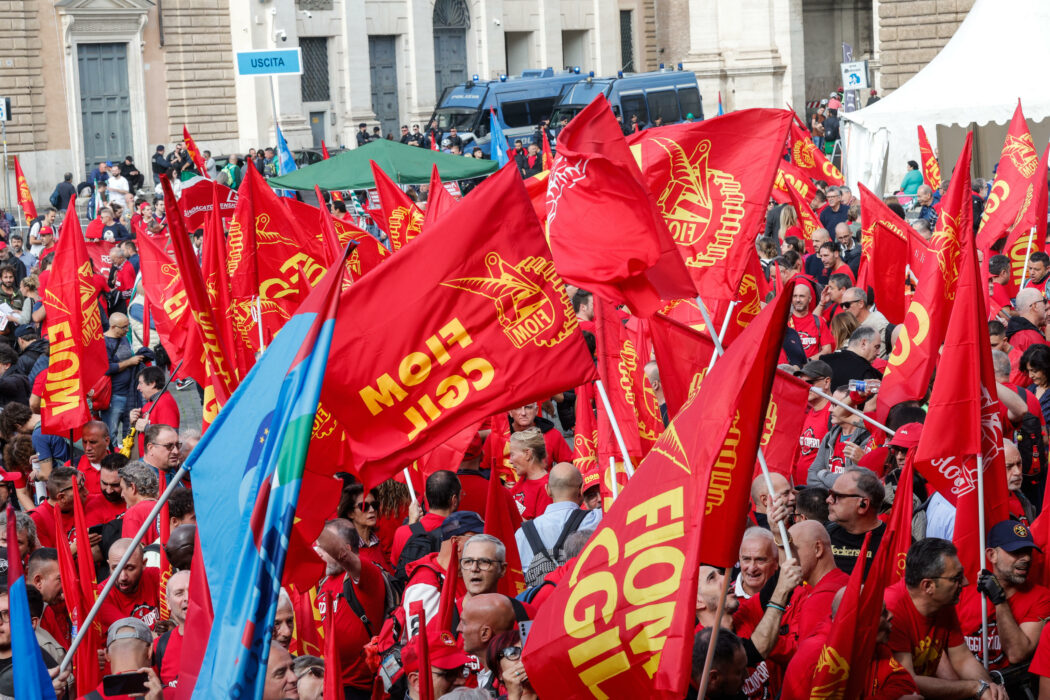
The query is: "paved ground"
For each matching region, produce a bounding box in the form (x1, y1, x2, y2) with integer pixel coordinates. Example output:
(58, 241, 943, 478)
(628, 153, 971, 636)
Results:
(172, 379, 204, 433)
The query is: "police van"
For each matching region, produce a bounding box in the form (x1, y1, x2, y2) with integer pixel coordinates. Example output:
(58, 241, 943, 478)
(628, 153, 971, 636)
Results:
(550, 68, 703, 129)
(428, 68, 583, 156)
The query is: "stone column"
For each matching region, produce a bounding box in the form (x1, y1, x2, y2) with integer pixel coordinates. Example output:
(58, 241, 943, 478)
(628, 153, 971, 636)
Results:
(337, 0, 376, 146)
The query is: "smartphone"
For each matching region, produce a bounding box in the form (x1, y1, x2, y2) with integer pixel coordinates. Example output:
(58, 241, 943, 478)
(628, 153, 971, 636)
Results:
(88, 523, 106, 537)
(102, 671, 149, 696)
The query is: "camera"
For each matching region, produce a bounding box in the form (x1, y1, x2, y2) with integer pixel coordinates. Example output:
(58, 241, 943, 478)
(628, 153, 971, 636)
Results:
(276, 29, 288, 41)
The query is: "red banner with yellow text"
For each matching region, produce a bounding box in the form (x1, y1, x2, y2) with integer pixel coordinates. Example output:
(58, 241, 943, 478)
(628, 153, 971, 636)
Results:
(14, 156, 36, 224)
(976, 101, 1040, 252)
(1002, 143, 1050, 295)
(918, 125, 941, 191)
(771, 159, 817, 206)
(787, 120, 844, 186)
(370, 161, 425, 252)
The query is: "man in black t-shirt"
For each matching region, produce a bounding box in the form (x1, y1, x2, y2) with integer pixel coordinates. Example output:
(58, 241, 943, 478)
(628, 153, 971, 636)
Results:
(825, 466, 886, 574)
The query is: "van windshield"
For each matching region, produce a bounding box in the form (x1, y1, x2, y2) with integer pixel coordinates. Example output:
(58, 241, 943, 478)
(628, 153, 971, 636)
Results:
(433, 108, 479, 132)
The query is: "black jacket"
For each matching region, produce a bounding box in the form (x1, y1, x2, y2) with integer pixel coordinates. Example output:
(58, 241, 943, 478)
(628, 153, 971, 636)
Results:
(1006, 314, 1043, 341)
(16, 337, 47, 377)
(0, 365, 29, 408)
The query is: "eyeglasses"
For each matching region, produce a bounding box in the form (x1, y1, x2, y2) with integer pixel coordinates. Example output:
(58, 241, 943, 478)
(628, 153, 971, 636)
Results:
(931, 573, 965, 585)
(0, 610, 9, 623)
(828, 491, 864, 503)
(298, 666, 323, 680)
(434, 665, 470, 681)
(498, 646, 522, 662)
(151, 441, 181, 451)
(460, 557, 502, 571)
(356, 501, 376, 512)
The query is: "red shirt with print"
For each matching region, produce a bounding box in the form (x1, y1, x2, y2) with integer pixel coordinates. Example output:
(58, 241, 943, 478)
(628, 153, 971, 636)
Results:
(885, 579, 964, 676)
(957, 583, 1050, 670)
(789, 313, 833, 359)
(794, 402, 831, 485)
(96, 566, 161, 631)
(510, 475, 552, 520)
(318, 564, 387, 689)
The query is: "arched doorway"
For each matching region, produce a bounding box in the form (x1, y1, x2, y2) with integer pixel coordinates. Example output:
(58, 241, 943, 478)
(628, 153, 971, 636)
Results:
(433, 0, 469, 100)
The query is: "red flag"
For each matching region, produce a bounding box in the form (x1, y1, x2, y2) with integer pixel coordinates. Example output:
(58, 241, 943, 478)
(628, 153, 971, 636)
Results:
(857, 184, 915, 324)
(1001, 143, 1050, 294)
(977, 101, 1040, 252)
(322, 592, 343, 700)
(547, 95, 696, 316)
(174, 533, 213, 700)
(158, 471, 172, 620)
(56, 507, 101, 691)
(161, 175, 238, 423)
(917, 125, 941, 191)
(540, 132, 554, 171)
(73, 488, 103, 688)
(410, 602, 435, 700)
(787, 120, 844, 186)
(314, 186, 344, 266)
(202, 183, 252, 384)
(758, 371, 810, 479)
(183, 125, 210, 178)
(648, 312, 716, 418)
(321, 164, 598, 487)
(332, 218, 390, 281)
(319, 140, 344, 202)
(572, 381, 599, 475)
(423, 164, 456, 228)
(289, 585, 323, 657)
(178, 178, 238, 231)
(436, 539, 460, 632)
(771, 159, 817, 206)
(523, 284, 793, 699)
(876, 135, 973, 421)
(41, 203, 107, 435)
(14, 156, 36, 224)
(370, 161, 425, 252)
(430, 130, 440, 152)
(785, 182, 821, 252)
(483, 465, 526, 597)
(629, 109, 794, 302)
(227, 164, 328, 351)
(523, 171, 548, 224)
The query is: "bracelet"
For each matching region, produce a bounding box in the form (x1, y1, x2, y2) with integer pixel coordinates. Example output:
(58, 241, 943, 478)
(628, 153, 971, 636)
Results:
(766, 602, 786, 613)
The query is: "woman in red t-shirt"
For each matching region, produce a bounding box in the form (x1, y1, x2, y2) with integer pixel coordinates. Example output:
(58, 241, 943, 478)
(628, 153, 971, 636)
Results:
(337, 481, 392, 572)
(508, 427, 553, 520)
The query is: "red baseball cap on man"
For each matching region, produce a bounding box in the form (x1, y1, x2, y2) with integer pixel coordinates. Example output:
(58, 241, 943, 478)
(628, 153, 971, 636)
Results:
(401, 624, 472, 674)
(887, 422, 923, 449)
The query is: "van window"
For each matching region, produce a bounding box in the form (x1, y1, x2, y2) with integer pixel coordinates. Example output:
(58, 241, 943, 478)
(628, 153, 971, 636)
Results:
(646, 89, 681, 123)
(500, 98, 558, 128)
(620, 93, 648, 126)
(678, 87, 702, 119)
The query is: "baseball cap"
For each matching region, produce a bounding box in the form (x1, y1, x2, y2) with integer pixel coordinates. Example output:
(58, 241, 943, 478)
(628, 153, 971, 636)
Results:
(106, 617, 153, 647)
(582, 465, 600, 492)
(441, 511, 484, 540)
(887, 422, 923, 449)
(401, 625, 472, 674)
(0, 470, 25, 489)
(795, 359, 832, 381)
(987, 520, 1042, 553)
(13, 324, 35, 339)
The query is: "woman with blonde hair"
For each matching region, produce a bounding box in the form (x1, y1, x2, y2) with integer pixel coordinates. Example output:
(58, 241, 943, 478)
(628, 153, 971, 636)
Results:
(778, 205, 802, 241)
(831, 311, 859, 350)
(508, 427, 550, 519)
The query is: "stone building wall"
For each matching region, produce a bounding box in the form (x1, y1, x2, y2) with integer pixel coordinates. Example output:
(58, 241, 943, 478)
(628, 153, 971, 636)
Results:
(876, 0, 973, 91)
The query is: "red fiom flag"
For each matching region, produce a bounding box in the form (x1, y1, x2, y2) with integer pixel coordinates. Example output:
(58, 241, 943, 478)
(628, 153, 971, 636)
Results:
(628, 109, 794, 302)
(483, 464, 526, 597)
(203, 182, 253, 384)
(787, 120, 844, 186)
(1001, 143, 1050, 295)
(320, 164, 597, 487)
(332, 217, 390, 281)
(547, 95, 696, 316)
(14, 156, 36, 223)
(370, 161, 425, 252)
(523, 285, 792, 699)
(876, 135, 973, 421)
(571, 380, 599, 474)
(771, 159, 817, 206)
(917, 125, 942, 191)
(183, 125, 210, 178)
(976, 101, 1039, 251)
(288, 585, 323, 657)
(41, 204, 107, 435)
(423, 164, 456, 228)
(758, 371, 811, 479)
(648, 312, 716, 418)
(857, 184, 915, 325)
(785, 183, 821, 252)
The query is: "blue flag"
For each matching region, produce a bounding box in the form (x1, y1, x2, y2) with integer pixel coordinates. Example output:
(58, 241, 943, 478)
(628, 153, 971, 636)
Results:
(490, 108, 509, 167)
(7, 502, 56, 700)
(717, 91, 725, 116)
(275, 125, 298, 198)
(190, 251, 345, 698)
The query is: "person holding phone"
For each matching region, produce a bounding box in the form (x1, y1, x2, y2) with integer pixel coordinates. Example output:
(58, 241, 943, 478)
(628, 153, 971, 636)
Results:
(93, 617, 163, 699)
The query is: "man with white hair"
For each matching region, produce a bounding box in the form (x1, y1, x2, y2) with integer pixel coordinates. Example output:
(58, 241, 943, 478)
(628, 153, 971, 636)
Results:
(736, 527, 779, 598)
(1006, 287, 1047, 356)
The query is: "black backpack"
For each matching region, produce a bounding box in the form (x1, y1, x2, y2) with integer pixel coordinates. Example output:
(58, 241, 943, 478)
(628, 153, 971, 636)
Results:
(1013, 386, 1047, 477)
(522, 509, 588, 587)
(394, 522, 443, 588)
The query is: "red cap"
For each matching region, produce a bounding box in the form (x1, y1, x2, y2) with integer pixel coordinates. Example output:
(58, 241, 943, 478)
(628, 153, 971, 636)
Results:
(581, 464, 600, 491)
(0, 470, 26, 489)
(401, 625, 471, 674)
(888, 422, 923, 449)
(0, 241, 8, 251)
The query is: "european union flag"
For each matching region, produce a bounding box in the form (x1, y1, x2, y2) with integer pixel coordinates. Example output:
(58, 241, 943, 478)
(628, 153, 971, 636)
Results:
(190, 249, 345, 698)
(490, 108, 509, 167)
(6, 502, 56, 700)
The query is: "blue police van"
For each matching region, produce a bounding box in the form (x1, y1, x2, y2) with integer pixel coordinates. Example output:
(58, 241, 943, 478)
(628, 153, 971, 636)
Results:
(550, 68, 704, 129)
(427, 68, 583, 156)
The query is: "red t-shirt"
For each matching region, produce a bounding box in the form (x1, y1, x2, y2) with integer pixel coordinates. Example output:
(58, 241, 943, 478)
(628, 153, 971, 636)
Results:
(779, 621, 829, 700)
(481, 423, 572, 484)
(870, 643, 920, 699)
(358, 541, 393, 573)
(794, 402, 831, 485)
(390, 512, 444, 567)
(121, 499, 159, 542)
(318, 565, 387, 689)
(885, 579, 964, 676)
(69, 454, 102, 496)
(992, 283, 1012, 311)
(96, 566, 161, 631)
(375, 504, 408, 565)
(41, 603, 72, 649)
(790, 568, 849, 639)
(86, 493, 127, 527)
(30, 501, 71, 549)
(789, 313, 833, 358)
(831, 262, 856, 284)
(1028, 619, 1050, 677)
(510, 475, 552, 520)
(957, 583, 1050, 669)
(456, 472, 491, 518)
(154, 625, 184, 698)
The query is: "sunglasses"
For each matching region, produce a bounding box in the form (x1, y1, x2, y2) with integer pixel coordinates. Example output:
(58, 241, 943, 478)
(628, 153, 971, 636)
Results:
(435, 666, 470, 681)
(356, 501, 376, 512)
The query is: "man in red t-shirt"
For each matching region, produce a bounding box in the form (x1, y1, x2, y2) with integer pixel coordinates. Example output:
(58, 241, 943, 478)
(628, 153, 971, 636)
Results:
(508, 428, 553, 519)
(788, 282, 833, 359)
(119, 461, 159, 542)
(988, 255, 1014, 320)
(154, 569, 189, 697)
(785, 520, 849, 639)
(87, 456, 128, 526)
(129, 367, 181, 457)
(793, 360, 833, 485)
(887, 538, 1005, 699)
(30, 466, 85, 550)
(958, 520, 1050, 671)
(818, 240, 856, 284)
(67, 420, 111, 496)
(97, 538, 161, 630)
(391, 470, 461, 566)
(315, 518, 388, 696)
(28, 548, 72, 650)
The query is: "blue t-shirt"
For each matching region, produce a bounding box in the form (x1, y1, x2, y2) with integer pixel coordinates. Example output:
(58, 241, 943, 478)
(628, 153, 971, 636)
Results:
(32, 425, 70, 464)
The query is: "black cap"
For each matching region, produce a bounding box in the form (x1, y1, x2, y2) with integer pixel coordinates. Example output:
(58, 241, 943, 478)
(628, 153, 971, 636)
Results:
(987, 520, 1041, 553)
(441, 511, 484, 540)
(795, 359, 832, 381)
(13, 324, 36, 339)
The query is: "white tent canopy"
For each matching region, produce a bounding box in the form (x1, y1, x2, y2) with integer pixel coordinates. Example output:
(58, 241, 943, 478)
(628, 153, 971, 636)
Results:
(841, 0, 1050, 195)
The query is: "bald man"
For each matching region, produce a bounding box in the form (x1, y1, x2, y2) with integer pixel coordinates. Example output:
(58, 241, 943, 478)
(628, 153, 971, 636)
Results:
(644, 360, 668, 425)
(750, 473, 795, 531)
(786, 520, 849, 638)
(155, 569, 190, 690)
(458, 593, 516, 661)
(97, 537, 161, 630)
(1007, 287, 1047, 356)
(515, 462, 601, 572)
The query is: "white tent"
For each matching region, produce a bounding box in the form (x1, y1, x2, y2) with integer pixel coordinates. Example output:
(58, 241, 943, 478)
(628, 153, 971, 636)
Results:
(841, 0, 1050, 195)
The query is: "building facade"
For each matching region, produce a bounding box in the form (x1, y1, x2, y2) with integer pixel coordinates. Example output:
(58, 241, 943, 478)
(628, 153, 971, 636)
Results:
(0, 0, 972, 211)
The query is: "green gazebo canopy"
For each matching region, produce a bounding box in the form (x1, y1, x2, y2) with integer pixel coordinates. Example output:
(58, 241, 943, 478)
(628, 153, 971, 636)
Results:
(267, 139, 498, 191)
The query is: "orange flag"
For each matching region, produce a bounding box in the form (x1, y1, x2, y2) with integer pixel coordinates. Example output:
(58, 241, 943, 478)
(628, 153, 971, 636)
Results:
(370, 161, 425, 252)
(41, 202, 107, 435)
(876, 134, 973, 421)
(523, 284, 793, 699)
(14, 156, 36, 223)
(183, 125, 210, 178)
(787, 119, 844, 186)
(917, 124, 942, 190)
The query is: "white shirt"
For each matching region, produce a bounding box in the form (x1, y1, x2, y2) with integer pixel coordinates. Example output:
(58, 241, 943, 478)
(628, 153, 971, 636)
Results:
(108, 174, 131, 199)
(514, 501, 602, 571)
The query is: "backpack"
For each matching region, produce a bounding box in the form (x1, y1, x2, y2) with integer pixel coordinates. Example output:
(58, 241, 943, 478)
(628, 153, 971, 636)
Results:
(48, 187, 60, 208)
(394, 522, 443, 588)
(522, 509, 588, 587)
(1013, 386, 1047, 477)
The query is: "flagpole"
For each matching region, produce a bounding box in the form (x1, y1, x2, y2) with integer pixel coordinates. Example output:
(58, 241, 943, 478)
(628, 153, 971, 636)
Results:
(706, 300, 736, 373)
(60, 464, 189, 673)
(608, 456, 619, 501)
(977, 453, 989, 669)
(403, 467, 418, 503)
(1021, 227, 1035, 289)
(251, 296, 266, 352)
(697, 296, 794, 563)
(696, 571, 732, 700)
(808, 386, 896, 437)
(594, 379, 636, 478)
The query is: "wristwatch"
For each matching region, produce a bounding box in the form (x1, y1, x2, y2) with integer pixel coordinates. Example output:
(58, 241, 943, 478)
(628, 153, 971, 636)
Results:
(975, 680, 990, 698)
